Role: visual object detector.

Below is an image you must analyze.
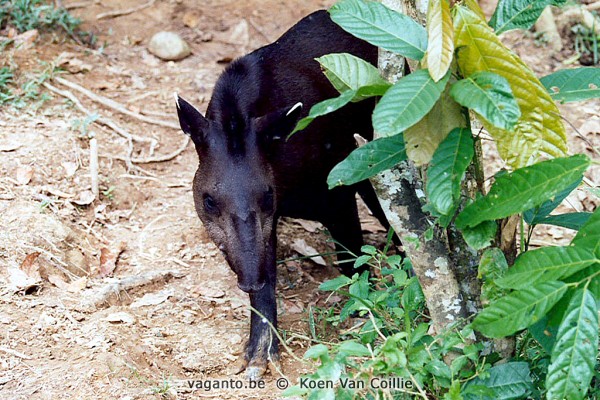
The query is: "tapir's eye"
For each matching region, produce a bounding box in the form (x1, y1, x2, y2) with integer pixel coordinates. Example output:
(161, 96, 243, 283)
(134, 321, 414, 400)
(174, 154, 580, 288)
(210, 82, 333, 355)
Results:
(261, 187, 274, 212)
(203, 194, 219, 215)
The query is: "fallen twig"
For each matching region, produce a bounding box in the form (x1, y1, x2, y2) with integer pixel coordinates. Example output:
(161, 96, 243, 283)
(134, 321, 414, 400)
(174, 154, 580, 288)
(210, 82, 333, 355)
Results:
(43, 82, 148, 170)
(131, 136, 190, 164)
(587, 1, 600, 11)
(89, 137, 99, 199)
(54, 76, 179, 130)
(64, 1, 93, 10)
(0, 346, 32, 360)
(96, 0, 156, 20)
(77, 269, 185, 312)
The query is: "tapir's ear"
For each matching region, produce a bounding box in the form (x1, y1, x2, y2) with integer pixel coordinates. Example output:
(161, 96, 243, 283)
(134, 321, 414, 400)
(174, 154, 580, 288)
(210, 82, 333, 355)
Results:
(254, 102, 303, 141)
(175, 94, 208, 144)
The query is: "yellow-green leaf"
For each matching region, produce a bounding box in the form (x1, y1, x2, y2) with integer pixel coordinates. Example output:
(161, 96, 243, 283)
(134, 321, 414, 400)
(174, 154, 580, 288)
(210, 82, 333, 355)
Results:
(463, 0, 488, 21)
(404, 78, 467, 165)
(454, 6, 567, 169)
(426, 0, 454, 82)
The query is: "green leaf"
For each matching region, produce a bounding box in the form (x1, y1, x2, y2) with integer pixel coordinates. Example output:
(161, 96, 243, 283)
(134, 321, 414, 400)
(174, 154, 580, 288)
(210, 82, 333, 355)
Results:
(454, 6, 568, 168)
(373, 69, 449, 136)
(291, 89, 355, 135)
(462, 362, 534, 400)
(337, 341, 371, 357)
(536, 212, 592, 231)
(496, 246, 597, 289)
(479, 248, 509, 279)
(304, 344, 330, 360)
(349, 272, 370, 300)
(426, 0, 454, 82)
(308, 388, 335, 400)
(426, 127, 474, 215)
(480, 248, 510, 304)
(572, 207, 600, 257)
(524, 177, 582, 225)
(329, 0, 427, 60)
(541, 67, 600, 103)
(317, 53, 390, 101)
(565, 266, 600, 309)
(327, 134, 406, 189)
(456, 155, 590, 229)
(473, 281, 568, 338)
(462, 220, 498, 250)
(281, 386, 309, 397)
(529, 316, 559, 354)
(319, 275, 352, 292)
(450, 71, 521, 131)
(489, 0, 553, 35)
(404, 79, 467, 166)
(401, 277, 425, 311)
(546, 288, 599, 400)
(353, 254, 372, 269)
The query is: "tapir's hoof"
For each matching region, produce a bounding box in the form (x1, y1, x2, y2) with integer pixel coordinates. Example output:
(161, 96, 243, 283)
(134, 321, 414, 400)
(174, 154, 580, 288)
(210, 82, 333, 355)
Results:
(233, 357, 282, 380)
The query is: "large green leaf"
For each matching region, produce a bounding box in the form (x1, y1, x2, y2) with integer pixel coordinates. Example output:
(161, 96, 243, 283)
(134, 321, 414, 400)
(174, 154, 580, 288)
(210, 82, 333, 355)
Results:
(327, 135, 407, 189)
(529, 316, 559, 354)
(426, 128, 474, 215)
(461, 362, 534, 400)
(565, 266, 600, 309)
(456, 155, 590, 229)
(291, 89, 355, 135)
(319, 275, 352, 292)
(317, 53, 391, 101)
(524, 177, 582, 225)
(404, 78, 466, 166)
(450, 71, 521, 131)
(546, 288, 599, 400)
(496, 246, 597, 289)
(461, 221, 498, 250)
(537, 212, 593, 231)
(572, 207, 600, 257)
(373, 69, 449, 136)
(489, 0, 553, 35)
(426, 0, 454, 82)
(541, 67, 600, 103)
(454, 6, 567, 168)
(329, 0, 427, 60)
(473, 281, 568, 338)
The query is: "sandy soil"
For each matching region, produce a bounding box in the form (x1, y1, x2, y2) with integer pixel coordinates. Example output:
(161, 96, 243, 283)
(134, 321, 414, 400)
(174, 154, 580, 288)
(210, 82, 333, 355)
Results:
(0, 1, 598, 399)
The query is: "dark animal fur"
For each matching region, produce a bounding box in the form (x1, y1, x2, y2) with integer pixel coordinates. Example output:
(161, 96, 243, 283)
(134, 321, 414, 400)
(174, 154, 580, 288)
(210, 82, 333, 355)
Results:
(176, 10, 390, 378)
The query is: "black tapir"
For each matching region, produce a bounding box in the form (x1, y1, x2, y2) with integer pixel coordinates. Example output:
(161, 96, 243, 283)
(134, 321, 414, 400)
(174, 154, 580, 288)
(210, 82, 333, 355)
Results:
(175, 10, 389, 379)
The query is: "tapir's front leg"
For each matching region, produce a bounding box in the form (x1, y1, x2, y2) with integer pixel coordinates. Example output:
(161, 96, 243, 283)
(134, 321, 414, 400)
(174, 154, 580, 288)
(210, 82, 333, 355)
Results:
(238, 232, 279, 380)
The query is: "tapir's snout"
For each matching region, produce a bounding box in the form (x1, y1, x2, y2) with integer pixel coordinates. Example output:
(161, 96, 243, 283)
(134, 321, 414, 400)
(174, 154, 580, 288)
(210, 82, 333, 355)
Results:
(226, 212, 269, 294)
(237, 280, 266, 293)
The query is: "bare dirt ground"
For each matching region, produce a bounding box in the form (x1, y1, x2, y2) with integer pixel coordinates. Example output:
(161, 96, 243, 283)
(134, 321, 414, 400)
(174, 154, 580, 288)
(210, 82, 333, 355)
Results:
(0, 1, 598, 399)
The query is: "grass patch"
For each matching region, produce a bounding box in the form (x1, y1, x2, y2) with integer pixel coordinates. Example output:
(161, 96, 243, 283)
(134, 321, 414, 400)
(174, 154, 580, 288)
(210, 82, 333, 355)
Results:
(0, 0, 81, 35)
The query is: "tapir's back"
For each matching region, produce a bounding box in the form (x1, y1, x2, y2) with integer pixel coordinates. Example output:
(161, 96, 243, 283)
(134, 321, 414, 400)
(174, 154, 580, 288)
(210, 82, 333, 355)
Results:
(207, 10, 378, 218)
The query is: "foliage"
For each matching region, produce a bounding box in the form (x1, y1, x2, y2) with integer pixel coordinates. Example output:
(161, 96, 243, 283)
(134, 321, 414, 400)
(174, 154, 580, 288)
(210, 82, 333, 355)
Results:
(289, 0, 600, 398)
(0, 66, 14, 104)
(0, 0, 81, 35)
(0, 62, 56, 108)
(284, 246, 487, 400)
(541, 67, 600, 103)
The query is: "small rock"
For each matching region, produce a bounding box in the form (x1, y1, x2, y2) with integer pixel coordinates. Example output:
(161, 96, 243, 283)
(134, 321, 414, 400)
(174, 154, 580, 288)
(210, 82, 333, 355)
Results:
(105, 312, 135, 325)
(148, 32, 191, 61)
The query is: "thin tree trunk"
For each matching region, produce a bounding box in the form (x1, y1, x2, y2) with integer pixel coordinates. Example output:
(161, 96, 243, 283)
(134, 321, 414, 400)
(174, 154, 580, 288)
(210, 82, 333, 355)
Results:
(372, 0, 515, 357)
